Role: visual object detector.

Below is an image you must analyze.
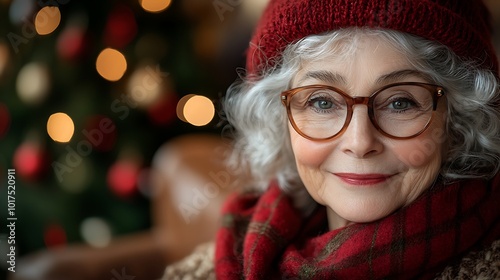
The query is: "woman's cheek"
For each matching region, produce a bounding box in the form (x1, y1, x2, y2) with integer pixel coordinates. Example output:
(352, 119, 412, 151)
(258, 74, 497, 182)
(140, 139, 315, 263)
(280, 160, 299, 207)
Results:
(393, 138, 442, 168)
(292, 141, 329, 205)
(290, 135, 331, 167)
(390, 128, 446, 168)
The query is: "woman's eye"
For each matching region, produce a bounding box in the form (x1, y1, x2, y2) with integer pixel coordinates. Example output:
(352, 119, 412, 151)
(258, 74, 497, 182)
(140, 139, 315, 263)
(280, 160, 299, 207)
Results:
(312, 99, 333, 109)
(389, 98, 415, 110)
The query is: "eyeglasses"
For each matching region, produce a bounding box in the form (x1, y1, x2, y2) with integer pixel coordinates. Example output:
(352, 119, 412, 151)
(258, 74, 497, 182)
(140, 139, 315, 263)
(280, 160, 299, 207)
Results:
(281, 82, 445, 141)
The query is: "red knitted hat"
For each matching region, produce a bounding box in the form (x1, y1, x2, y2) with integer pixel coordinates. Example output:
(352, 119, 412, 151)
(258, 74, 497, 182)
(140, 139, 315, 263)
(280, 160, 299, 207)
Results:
(247, 0, 499, 76)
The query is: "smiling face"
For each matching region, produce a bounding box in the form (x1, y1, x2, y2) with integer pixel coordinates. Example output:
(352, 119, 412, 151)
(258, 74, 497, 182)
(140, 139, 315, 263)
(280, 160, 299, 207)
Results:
(288, 34, 448, 230)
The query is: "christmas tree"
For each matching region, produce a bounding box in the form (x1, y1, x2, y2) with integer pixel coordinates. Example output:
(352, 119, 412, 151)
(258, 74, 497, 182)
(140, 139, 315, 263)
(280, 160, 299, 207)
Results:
(0, 0, 262, 278)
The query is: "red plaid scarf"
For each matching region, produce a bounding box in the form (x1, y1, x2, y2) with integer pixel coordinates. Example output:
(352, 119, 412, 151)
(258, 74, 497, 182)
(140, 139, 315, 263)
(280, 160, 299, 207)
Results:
(215, 174, 500, 279)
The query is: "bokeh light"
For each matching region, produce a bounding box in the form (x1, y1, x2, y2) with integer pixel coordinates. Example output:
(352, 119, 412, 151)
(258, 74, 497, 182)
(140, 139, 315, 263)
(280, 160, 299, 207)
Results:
(140, 0, 172, 13)
(104, 4, 137, 48)
(107, 160, 140, 198)
(57, 157, 92, 194)
(16, 62, 51, 105)
(0, 43, 10, 78)
(80, 217, 112, 248)
(44, 223, 67, 248)
(57, 25, 89, 62)
(83, 115, 117, 152)
(176, 94, 196, 123)
(183, 95, 215, 126)
(0, 103, 10, 138)
(8, 0, 35, 25)
(96, 48, 127, 81)
(127, 65, 163, 108)
(148, 94, 178, 125)
(35, 6, 61, 35)
(47, 112, 75, 143)
(13, 142, 47, 181)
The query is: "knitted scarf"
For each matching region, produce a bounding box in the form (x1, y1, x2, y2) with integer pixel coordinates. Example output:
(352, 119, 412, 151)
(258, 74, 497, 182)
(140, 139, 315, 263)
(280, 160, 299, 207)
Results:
(215, 174, 500, 279)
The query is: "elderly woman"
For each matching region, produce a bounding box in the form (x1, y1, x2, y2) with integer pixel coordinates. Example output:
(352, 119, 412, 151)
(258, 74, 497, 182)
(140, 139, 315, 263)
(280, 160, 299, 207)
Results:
(164, 0, 500, 279)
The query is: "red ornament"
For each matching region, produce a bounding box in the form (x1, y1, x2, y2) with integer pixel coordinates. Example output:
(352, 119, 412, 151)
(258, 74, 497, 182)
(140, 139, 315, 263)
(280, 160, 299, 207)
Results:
(147, 93, 178, 126)
(0, 103, 10, 138)
(57, 26, 90, 62)
(106, 160, 140, 198)
(56, 26, 91, 62)
(44, 223, 67, 249)
(83, 115, 117, 152)
(13, 142, 48, 181)
(104, 5, 138, 48)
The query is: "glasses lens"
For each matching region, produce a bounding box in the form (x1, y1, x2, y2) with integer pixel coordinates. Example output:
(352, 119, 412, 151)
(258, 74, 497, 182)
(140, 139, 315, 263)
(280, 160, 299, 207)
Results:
(289, 87, 347, 139)
(287, 84, 437, 139)
(373, 84, 434, 138)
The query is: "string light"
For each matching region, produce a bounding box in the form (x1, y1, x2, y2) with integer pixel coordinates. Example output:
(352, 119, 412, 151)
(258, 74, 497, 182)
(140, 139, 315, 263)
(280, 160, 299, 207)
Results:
(148, 94, 178, 125)
(57, 156, 92, 194)
(56, 25, 89, 62)
(0, 103, 10, 138)
(104, 5, 137, 48)
(8, 0, 35, 25)
(44, 224, 67, 248)
(35, 6, 61, 35)
(13, 141, 48, 181)
(84, 115, 117, 152)
(140, 0, 172, 13)
(182, 95, 215, 126)
(96, 48, 127, 81)
(0, 43, 9, 78)
(16, 62, 50, 105)
(47, 112, 74, 143)
(176, 94, 196, 123)
(127, 65, 163, 108)
(107, 159, 140, 198)
(80, 217, 112, 248)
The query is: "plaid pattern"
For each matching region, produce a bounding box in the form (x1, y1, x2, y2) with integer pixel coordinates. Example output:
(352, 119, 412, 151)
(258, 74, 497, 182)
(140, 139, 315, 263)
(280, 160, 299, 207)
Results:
(215, 174, 500, 279)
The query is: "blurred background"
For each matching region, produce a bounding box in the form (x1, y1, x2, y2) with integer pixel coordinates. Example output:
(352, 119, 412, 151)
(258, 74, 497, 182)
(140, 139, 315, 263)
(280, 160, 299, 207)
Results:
(0, 0, 268, 278)
(0, 0, 498, 279)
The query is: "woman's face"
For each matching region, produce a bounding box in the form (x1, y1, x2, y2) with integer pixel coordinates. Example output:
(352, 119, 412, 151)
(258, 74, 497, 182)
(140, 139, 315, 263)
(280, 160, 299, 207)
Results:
(289, 35, 447, 230)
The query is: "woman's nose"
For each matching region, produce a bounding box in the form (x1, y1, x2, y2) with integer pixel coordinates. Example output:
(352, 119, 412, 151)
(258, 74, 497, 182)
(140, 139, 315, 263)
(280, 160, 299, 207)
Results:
(339, 106, 383, 158)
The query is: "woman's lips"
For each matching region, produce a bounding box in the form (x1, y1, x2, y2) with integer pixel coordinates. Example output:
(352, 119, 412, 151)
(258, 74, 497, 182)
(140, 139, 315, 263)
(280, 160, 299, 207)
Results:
(334, 173, 394, 186)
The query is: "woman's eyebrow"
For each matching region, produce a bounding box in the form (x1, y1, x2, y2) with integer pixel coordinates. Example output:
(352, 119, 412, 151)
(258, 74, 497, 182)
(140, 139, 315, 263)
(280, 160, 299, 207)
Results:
(375, 69, 433, 84)
(297, 69, 433, 86)
(297, 70, 347, 85)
